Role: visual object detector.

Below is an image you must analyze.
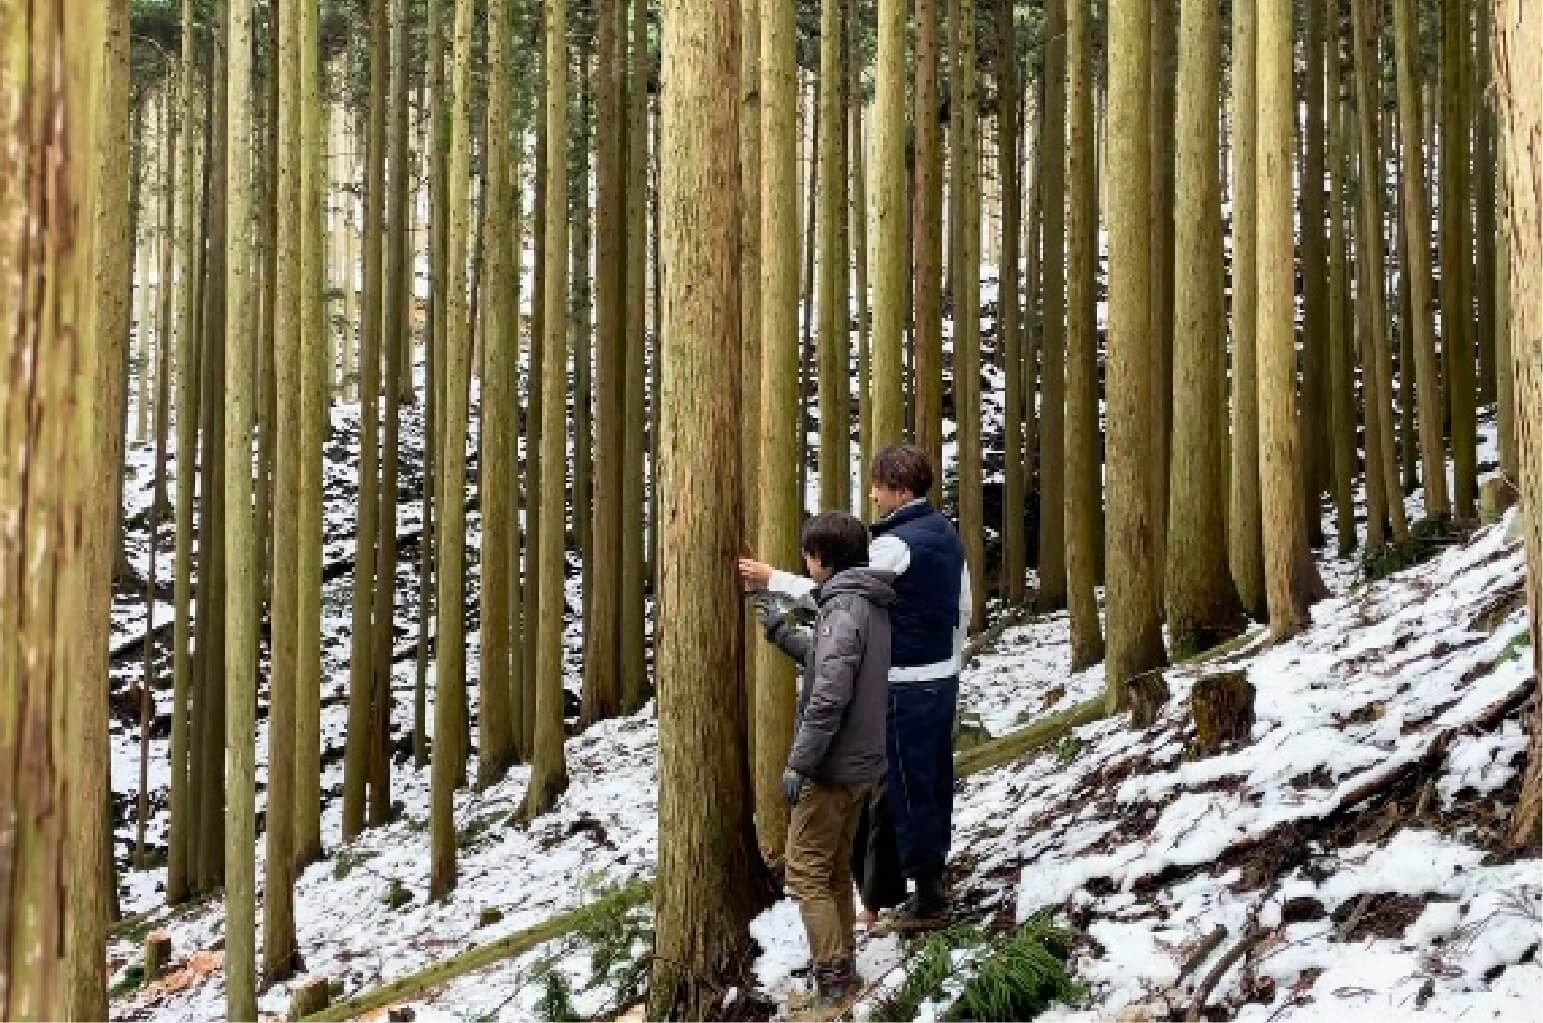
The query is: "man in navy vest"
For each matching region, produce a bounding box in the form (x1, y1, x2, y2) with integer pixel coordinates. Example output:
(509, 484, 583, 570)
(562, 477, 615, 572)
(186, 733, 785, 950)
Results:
(740, 445, 971, 929)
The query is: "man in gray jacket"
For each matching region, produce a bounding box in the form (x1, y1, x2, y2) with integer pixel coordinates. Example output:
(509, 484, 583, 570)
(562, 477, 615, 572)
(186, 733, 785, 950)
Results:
(755, 511, 895, 1018)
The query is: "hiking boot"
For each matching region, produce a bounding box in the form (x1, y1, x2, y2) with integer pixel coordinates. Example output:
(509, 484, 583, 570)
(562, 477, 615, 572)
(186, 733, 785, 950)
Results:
(791, 962, 860, 1021)
(877, 876, 948, 933)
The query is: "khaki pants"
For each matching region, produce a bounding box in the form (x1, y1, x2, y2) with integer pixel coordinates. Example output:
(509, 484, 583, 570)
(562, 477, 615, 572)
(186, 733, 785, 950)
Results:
(785, 780, 867, 968)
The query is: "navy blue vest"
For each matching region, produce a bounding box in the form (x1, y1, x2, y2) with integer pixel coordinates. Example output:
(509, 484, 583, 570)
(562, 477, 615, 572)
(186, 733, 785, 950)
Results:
(870, 502, 964, 669)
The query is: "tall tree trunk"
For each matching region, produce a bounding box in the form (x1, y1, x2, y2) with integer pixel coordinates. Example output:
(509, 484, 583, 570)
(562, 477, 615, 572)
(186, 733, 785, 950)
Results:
(1496, 0, 1541, 849)
(1166, 0, 1246, 657)
(366, 0, 407, 828)
(997, 0, 1024, 605)
(345, 0, 387, 841)
(1473, 0, 1496, 406)
(817, 0, 850, 512)
(1066, 0, 1105, 668)
(1328, 80, 1358, 553)
(913, 0, 943, 495)
(740, 0, 763, 728)
(1299, 0, 1329, 545)
(522, 0, 572, 821)
(573, 52, 593, 654)
(957, 0, 984, 629)
(1, 5, 107, 1013)
(755, 0, 800, 859)
(481, 0, 519, 785)
(1259, 0, 1327, 639)
(1392, 0, 1448, 519)
(1037, 0, 1067, 611)
(432, 0, 477, 896)
(850, 11, 871, 488)
(871, 0, 906, 445)
(222, 0, 260, 1011)
(1149, 0, 1178, 577)
(167, 0, 203, 905)
(1352, 0, 1409, 544)
(523, 38, 547, 758)
(1106, 0, 1168, 706)
(620, 0, 649, 715)
(1228, 0, 1266, 618)
(264, 0, 302, 985)
(66, 3, 128, 1014)
(648, 0, 769, 1010)
(1496, 126, 1516, 480)
(194, 0, 230, 894)
(1443, 0, 1476, 518)
(586, 0, 626, 726)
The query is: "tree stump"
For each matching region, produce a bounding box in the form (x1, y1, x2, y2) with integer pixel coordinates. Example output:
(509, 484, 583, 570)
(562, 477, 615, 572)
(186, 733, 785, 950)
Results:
(1480, 477, 1519, 524)
(142, 931, 172, 981)
(1191, 671, 1255, 755)
(289, 976, 332, 1019)
(1125, 670, 1170, 728)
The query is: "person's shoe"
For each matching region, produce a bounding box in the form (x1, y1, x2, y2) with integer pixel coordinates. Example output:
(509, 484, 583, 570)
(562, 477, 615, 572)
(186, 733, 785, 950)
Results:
(877, 877, 948, 933)
(791, 962, 861, 1021)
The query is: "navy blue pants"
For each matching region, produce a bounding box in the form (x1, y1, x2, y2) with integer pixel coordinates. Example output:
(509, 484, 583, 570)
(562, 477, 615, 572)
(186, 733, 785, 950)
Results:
(885, 676, 959, 883)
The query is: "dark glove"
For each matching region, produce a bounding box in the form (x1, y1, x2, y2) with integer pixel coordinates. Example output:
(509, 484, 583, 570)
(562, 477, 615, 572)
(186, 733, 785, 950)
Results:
(752, 592, 783, 633)
(782, 768, 805, 806)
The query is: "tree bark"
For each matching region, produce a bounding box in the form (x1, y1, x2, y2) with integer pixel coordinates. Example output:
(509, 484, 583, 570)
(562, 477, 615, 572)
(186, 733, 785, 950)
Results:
(913, 0, 943, 496)
(755, 0, 800, 858)
(1166, 0, 1246, 658)
(1106, 0, 1168, 706)
(1496, 0, 1540, 848)
(1299, 0, 1329, 545)
(1443, 0, 1476, 518)
(957, 0, 984, 630)
(1351, 0, 1409, 545)
(998, 0, 1025, 606)
(480, 0, 519, 786)
(1328, 76, 1358, 554)
(1228, 0, 1267, 619)
(648, 0, 769, 1011)
(523, 0, 573, 820)
(620, 0, 650, 715)
(220, 0, 260, 1010)
(870, 0, 906, 446)
(1066, 0, 1105, 669)
(1037, 0, 1067, 612)
(1258, 0, 1327, 639)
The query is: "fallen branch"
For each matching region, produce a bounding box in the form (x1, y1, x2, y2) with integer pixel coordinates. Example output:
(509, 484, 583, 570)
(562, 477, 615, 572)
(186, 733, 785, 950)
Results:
(1175, 924, 1228, 989)
(1187, 921, 1268, 1022)
(953, 697, 1109, 777)
(300, 880, 651, 1021)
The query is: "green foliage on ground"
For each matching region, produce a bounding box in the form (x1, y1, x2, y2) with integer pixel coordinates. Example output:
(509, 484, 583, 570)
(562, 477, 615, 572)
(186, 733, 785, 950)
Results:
(1361, 517, 1464, 580)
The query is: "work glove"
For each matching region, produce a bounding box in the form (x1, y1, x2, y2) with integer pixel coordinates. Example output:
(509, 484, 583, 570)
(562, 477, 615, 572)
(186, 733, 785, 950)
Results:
(751, 591, 783, 634)
(782, 768, 805, 806)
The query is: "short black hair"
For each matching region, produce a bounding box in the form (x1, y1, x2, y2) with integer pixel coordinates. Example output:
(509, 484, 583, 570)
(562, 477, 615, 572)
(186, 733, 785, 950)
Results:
(801, 511, 870, 573)
(870, 444, 934, 498)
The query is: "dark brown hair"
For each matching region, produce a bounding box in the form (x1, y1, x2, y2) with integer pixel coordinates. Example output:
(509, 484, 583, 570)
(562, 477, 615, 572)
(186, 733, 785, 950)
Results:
(801, 512, 870, 573)
(869, 444, 934, 498)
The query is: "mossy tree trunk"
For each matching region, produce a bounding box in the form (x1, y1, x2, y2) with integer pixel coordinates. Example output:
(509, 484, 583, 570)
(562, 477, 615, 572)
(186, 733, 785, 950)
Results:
(997, 0, 1024, 606)
(620, 0, 649, 715)
(817, 0, 850, 513)
(870, 0, 906, 446)
(957, 0, 984, 630)
(1443, 0, 1476, 518)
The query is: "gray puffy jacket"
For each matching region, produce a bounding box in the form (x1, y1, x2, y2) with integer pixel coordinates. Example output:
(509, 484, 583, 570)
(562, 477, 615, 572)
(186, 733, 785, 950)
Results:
(766, 567, 896, 785)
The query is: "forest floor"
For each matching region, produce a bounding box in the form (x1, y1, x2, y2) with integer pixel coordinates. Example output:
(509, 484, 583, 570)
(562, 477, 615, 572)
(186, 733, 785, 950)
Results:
(104, 248, 1539, 1020)
(103, 401, 1542, 1022)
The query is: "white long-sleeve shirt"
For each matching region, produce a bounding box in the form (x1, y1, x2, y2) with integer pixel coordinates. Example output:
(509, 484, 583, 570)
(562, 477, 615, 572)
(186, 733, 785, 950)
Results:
(767, 503, 972, 683)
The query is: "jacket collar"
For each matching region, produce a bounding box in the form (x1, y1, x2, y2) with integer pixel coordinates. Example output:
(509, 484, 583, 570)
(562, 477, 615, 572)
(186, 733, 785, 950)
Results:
(871, 497, 933, 535)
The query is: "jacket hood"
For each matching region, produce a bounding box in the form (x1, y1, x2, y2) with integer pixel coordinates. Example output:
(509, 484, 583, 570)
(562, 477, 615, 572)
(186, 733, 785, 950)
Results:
(817, 567, 897, 608)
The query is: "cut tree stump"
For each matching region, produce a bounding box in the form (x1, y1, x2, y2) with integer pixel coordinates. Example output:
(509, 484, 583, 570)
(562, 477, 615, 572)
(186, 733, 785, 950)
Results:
(1191, 671, 1255, 755)
(1480, 477, 1519, 524)
(1126, 671, 1170, 728)
(290, 977, 332, 1018)
(142, 931, 172, 980)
